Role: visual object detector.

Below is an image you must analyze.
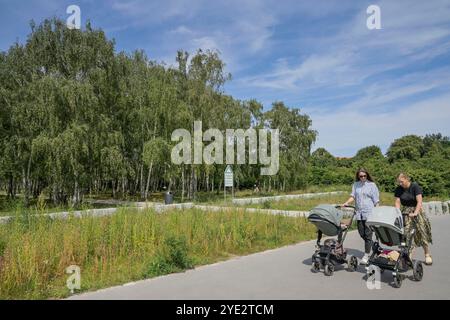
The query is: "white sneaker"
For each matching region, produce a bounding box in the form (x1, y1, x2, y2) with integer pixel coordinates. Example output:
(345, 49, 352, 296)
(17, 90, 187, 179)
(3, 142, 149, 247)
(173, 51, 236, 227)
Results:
(360, 254, 369, 265)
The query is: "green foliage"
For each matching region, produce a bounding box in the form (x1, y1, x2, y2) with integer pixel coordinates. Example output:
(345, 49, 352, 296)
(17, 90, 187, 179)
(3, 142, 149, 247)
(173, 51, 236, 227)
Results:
(142, 138, 169, 167)
(309, 134, 450, 197)
(307, 166, 353, 186)
(407, 168, 446, 196)
(0, 18, 316, 204)
(423, 133, 450, 157)
(0, 238, 5, 257)
(262, 200, 272, 209)
(311, 148, 336, 167)
(264, 102, 316, 190)
(354, 145, 384, 161)
(387, 135, 424, 162)
(144, 235, 193, 277)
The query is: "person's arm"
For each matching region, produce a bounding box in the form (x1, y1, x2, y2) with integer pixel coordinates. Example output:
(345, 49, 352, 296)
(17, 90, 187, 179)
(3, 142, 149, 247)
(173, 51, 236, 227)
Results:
(411, 194, 423, 217)
(410, 183, 423, 217)
(372, 184, 380, 207)
(343, 196, 354, 206)
(395, 197, 401, 209)
(394, 186, 401, 209)
(342, 184, 355, 206)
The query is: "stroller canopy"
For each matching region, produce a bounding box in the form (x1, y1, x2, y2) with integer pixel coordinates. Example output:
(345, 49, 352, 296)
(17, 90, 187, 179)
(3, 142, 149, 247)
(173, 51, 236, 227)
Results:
(308, 205, 343, 236)
(366, 206, 404, 246)
(366, 206, 403, 234)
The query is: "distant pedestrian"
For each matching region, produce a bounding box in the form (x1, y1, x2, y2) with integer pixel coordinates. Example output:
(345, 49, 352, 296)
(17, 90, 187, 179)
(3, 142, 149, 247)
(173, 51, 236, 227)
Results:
(253, 181, 260, 193)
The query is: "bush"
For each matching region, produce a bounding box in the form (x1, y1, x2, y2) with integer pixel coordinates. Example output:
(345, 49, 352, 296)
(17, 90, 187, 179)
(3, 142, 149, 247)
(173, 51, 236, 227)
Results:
(143, 235, 193, 277)
(407, 168, 446, 196)
(262, 200, 272, 209)
(0, 238, 6, 257)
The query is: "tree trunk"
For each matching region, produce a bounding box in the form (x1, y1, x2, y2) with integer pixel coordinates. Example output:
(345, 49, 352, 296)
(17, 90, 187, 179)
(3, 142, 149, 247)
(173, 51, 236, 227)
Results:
(145, 162, 153, 199)
(112, 180, 116, 198)
(73, 180, 80, 206)
(7, 174, 14, 199)
(139, 164, 144, 199)
(181, 168, 185, 201)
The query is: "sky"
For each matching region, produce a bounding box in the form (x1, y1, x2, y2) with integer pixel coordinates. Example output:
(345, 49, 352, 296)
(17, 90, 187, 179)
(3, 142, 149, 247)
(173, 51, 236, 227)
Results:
(1, 0, 449, 157)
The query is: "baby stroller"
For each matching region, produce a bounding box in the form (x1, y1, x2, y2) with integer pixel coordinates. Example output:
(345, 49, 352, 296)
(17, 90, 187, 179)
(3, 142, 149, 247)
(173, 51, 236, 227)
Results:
(308, 205, 358, 276)
(365, 206, 423, 288)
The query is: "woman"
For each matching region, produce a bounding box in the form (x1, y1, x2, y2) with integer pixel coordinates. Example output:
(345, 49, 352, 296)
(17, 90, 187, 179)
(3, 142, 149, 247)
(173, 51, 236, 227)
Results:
(342, 168, 380, 264)
(394, 173, 433, 265)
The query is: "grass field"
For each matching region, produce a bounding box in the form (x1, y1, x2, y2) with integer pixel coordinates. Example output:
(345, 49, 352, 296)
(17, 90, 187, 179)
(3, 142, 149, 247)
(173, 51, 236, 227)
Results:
(238, 192, 447, 211)
(0, 207, 317, 299)
(0, 187, 447, 299)
(241, 192, 394, 211)
(193, 184, 350, 205)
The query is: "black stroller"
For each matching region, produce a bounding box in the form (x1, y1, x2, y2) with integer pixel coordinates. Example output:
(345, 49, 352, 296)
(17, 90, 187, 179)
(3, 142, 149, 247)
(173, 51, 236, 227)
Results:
(308, 205, 358, 276)
(365, 206, 423, 288)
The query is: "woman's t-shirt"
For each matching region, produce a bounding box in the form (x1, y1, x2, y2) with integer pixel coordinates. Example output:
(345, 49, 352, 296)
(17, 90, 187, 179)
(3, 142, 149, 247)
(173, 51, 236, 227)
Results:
(394, 182, 422, 207)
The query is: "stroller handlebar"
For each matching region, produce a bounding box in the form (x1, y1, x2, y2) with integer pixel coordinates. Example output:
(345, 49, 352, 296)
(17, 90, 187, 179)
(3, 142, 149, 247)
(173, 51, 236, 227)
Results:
(335, 204, 356, 210)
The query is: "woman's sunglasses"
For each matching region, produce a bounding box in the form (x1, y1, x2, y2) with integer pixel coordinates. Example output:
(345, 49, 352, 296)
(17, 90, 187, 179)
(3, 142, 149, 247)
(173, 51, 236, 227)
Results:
(359, 174, 367, 178)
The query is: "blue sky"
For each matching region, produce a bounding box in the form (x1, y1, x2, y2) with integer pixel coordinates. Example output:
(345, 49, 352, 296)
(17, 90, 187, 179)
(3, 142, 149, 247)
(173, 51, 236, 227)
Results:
(1, 0, 450, 156)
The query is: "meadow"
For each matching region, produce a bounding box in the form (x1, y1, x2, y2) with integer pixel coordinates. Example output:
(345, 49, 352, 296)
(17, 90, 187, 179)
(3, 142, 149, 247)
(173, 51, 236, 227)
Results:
(240, 192, 447, 211)
(0, 207, 316, 299)
(243, 192, 394, 211)
(1, 187, 447, 299)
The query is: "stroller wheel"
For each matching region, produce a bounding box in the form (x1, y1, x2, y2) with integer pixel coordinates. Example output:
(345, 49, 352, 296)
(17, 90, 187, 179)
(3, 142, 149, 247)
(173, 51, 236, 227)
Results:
(393, 275, 402, 288)
(324, 262, 334, 276)
(311, 254, 320, 273)
(413, 260, 423, 281)
(312, 261, 321, 273)
(366, 268, 375, 279)
(347, 255, 358, 272)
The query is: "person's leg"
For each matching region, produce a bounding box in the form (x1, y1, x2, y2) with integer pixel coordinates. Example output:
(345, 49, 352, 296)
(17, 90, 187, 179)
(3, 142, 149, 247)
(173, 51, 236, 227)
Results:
(316, 229, 322, 247)
(357, 219, 365, 242)
(423, 244, 432, 265)
(357, 220, 370, 263)
(362, 220, 373, 254)
(404, 215, 413, 255)
(416, 211, 433, 265)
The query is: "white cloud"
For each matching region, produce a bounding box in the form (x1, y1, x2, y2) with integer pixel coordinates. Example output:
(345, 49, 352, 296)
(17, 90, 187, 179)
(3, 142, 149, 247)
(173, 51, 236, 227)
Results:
(169, 25, 193, 35)
(111, 0, 204, 22)
(311, 93, 450, 156)
(108, 0, 278, 74)
(241, 0, 450, 91)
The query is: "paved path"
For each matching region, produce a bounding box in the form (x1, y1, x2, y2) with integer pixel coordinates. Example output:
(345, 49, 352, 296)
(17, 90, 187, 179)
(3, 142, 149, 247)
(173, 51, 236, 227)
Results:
(69, 215, 450, 300)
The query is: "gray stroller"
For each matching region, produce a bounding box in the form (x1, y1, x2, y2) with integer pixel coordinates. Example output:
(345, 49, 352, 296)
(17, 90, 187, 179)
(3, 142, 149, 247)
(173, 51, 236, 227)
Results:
(308, 205, 358, 276)
(365, 206, 424, 288)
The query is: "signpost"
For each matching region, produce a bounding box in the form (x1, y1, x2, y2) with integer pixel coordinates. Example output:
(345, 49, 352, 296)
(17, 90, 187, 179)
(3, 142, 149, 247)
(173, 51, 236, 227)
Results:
(224, 165, 234, 201)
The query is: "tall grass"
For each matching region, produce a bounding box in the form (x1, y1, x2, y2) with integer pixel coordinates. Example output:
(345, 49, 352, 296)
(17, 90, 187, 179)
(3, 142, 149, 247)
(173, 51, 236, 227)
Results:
(179, 185, 351, 205)
(245, 192, 448, 211)
(0, 207, 316, 299)
(245, 192, 398, 211)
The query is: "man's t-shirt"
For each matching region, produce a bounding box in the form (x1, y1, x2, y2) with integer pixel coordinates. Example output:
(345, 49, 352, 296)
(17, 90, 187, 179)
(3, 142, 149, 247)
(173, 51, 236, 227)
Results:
(394, 182, 422, 207)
